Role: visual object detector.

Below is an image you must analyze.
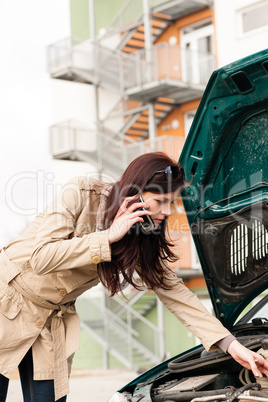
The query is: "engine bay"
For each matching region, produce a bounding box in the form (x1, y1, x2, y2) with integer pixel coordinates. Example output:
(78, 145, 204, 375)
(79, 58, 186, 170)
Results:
(153, 335, 268, 401)
(121, 330, 268, 402)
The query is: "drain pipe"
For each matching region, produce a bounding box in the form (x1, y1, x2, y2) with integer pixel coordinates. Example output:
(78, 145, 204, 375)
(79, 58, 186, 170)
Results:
(143, 0, 153, 82)
(143, 0, 156, 150)
(89, 0, 102, 178)
(89, 0, 99, 124)
(89, 0, 96, 41)
(157, 297, 166, 361)
(148, 103, 156, 151)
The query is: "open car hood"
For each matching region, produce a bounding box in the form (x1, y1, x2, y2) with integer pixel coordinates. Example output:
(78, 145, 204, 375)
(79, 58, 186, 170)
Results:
(179, 49, 268, 329)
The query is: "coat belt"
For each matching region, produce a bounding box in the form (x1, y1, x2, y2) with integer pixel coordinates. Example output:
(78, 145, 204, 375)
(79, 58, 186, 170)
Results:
(0, 249, 76, 401)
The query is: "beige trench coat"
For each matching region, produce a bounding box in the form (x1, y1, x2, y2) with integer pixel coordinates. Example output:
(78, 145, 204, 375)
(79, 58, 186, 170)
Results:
(0, 177, 231, 400)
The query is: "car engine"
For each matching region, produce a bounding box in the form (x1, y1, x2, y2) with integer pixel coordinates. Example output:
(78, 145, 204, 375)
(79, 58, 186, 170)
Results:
(120, 333, 268, 402)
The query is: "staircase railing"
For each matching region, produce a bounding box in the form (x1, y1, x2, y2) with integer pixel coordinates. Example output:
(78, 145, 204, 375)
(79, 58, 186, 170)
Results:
(47, 37, 80, 76)
(129, 42, 216, 87)
(47, 38, 138, 93)
(77, 290, 161, 369)
(49, 120, 127, 177)
(50, 120, 185, 176)
(125, 134, 184, 163)
(49, 119, 97, 158)
(47, 39, 215, 93)
(101, 99, 143, 137)
(105, 293, 161, 364)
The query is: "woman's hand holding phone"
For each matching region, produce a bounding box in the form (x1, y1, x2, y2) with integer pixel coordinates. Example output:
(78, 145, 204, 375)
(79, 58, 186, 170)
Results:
(135, 195, 155, 232)
(107, 196, 154, 244)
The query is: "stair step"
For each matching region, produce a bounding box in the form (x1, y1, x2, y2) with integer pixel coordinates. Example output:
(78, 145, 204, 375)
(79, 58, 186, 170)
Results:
(152, 12, 172, 21)
(136, 115, 149, 123)
(137, 25, 165, 35)
(154, 103, 173, 111)
(127, 38, 144, 48)
(142, 109, 166, 118)
(156, 96, 175, 104)
(126, 134, 147, 140)
(150, 18, 169, 28)
(122, 46, 141, 53)
(132, 31, 145, 40)
(126, 133, 147, 139)
(131, 122, 149, 129)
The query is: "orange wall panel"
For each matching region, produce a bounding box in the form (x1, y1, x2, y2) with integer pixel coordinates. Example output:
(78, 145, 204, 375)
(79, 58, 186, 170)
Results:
(157, 99, 200, 139)
(168, 230, 191, 270)
(155, 8, 214, 46)
(168, 202, 189, 232)
(184, 277, 207, 289)
(155, 24, 179, 45)
(175, 8, 214, 34)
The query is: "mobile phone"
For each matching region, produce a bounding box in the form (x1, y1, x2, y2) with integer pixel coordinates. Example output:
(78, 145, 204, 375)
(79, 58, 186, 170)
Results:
(136, 195, 155, 232)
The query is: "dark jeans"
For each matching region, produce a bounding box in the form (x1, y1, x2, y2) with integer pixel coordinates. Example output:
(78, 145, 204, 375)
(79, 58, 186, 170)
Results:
(0, 349, 67, 402)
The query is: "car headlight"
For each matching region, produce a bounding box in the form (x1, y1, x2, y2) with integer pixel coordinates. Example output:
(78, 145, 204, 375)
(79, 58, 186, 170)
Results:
(107, 391, 129, 402)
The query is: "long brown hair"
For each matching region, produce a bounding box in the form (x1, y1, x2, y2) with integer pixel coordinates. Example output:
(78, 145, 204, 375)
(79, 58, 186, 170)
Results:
(97, 152, 184, 296)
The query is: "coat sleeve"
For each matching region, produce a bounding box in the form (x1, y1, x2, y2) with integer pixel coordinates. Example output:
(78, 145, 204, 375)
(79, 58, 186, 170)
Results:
(154, 268, 231, 352)
(30, 177, 111, 275)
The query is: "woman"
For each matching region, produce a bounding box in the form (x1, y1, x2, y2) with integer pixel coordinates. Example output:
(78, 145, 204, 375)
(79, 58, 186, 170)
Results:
(0, 152, 267, 401)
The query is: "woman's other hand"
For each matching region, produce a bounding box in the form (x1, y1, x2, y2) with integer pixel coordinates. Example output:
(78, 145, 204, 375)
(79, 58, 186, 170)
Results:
(107, 196, 152, 244)
(227, 339, 268, 378)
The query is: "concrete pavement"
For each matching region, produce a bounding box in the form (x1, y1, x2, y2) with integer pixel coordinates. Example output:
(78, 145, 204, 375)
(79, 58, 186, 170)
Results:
(6, 369, 138, 402)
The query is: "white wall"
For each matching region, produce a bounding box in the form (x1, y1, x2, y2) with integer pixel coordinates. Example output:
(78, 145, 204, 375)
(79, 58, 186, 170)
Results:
(51, 79, 99, 185)
(98, 87, 122, 121)
(0, 0, 70, 246)
(52, 79, 97, 127)
(50, 67, 122, 189)
(52, 159, 98, 186)
(214, 0, 268, 67)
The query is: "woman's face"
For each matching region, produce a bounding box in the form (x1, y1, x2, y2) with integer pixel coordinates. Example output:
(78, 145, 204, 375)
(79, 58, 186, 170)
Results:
(142, 191, 177, 229)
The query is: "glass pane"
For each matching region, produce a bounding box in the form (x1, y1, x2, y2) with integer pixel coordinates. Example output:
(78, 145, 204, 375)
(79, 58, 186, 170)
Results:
(243, 3, 268, 32)
(198, 36, 212, 54)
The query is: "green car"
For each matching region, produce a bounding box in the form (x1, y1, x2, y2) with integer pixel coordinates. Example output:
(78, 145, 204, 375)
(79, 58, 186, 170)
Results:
(108, 48, 268, 402)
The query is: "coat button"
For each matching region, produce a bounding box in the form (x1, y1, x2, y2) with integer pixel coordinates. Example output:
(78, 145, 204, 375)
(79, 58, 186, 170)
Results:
(59, 289, 67, 297)
(92, 255, 101, 264)
(36, 320, 45, 329)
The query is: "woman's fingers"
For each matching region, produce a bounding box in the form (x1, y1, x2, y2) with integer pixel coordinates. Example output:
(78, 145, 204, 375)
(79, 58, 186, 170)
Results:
(116, 197, 149, 216)
(228, 340, 268, 378)
(252, 353, 268, 377)
(116, 196, 138, 216)
(107, 196, 152, 244)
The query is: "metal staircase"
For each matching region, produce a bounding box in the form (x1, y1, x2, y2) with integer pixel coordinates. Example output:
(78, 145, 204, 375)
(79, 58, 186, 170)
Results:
(47, 37, 137, 92)
(76, 288, 162, 370)
(109, 289, 157, 321)
(47, 0, 215, 163)
(102, 97, 175, 141)
(49, 120, 185, 177)
(47, 38, 213, 100)
(119, 15, 171, 53)
(102, 0, 213, 52)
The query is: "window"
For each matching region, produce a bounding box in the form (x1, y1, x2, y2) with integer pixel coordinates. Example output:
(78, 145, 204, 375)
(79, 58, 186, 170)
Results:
(180, 20, 215, 85)
(184, 110, 196, 137)
(239, 1, 268, 34)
